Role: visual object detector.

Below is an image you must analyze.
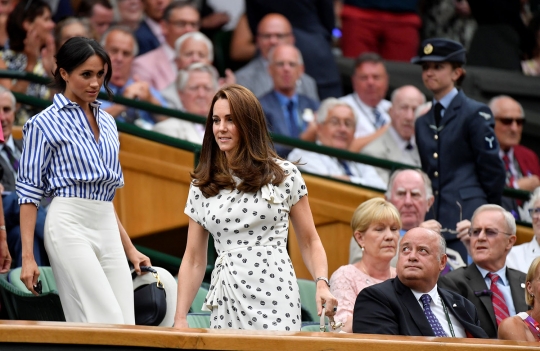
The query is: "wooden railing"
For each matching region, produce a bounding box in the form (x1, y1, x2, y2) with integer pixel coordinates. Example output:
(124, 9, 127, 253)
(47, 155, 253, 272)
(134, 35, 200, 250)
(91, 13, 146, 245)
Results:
(0, 320, 537, 350)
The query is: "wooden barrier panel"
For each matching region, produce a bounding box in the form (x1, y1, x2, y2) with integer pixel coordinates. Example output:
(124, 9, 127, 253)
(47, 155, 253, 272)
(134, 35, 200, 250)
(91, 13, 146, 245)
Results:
(0, 320, 537, 350)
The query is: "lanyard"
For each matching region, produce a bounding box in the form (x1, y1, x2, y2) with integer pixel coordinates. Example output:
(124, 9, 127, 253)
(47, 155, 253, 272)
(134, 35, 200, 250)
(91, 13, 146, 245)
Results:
(352, 94, 380, 130)
(441, 298, 456, 337)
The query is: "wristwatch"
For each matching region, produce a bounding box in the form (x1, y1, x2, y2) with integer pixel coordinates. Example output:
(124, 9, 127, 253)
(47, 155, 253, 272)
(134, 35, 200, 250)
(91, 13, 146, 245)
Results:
(315, 277, 330, 287)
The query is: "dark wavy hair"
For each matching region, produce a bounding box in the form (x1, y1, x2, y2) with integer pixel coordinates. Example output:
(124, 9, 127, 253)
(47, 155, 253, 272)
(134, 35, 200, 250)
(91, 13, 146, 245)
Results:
(192, 84, 285, 198)
(52, 37, 113, 98)
(7, 0, 51, 52)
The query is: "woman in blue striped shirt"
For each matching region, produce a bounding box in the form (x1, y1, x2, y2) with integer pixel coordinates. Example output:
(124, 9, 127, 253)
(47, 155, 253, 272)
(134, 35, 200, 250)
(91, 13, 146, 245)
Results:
(16, 37, 150, 324)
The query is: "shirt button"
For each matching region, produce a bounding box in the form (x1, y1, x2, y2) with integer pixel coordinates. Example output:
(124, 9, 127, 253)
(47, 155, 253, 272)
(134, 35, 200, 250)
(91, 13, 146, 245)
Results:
(435, 190, 439, 195)
(434, 135, 438, 140)
(434, 171, 439, 177)
(433, 153, 438, 159)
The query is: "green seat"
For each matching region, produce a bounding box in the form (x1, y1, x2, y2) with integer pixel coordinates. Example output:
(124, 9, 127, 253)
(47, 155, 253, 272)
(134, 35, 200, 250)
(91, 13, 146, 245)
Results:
(190, 286, 210, 314)
(0, 268, 65, 321)
(187, 313, 211, 328)
(8, 266, 58, 294)
(301, 322, 323, 332)
(297, 279, 318, 322)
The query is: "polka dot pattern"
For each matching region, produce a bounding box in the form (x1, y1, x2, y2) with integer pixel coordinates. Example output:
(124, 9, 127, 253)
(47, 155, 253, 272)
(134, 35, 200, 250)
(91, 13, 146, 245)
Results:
(185, 160, 307, 330)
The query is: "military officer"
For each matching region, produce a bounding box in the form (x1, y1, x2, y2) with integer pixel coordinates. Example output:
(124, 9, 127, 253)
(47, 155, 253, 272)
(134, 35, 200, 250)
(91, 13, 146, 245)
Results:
(413, 38, 506, 261)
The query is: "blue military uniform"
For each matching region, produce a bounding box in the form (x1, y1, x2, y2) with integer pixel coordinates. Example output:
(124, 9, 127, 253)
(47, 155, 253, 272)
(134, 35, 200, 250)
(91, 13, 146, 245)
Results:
(413, 39, 506, 260)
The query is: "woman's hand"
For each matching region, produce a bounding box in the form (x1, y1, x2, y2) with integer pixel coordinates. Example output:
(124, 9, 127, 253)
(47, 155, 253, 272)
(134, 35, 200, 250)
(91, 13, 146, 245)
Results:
(41, 33, 56, 76)
(126, 247, 151, 275)
(173, 316, 189, 329)
(316, 283, 338, 317)
(20, 257, 41, 295)
(23, 25, 41, 67)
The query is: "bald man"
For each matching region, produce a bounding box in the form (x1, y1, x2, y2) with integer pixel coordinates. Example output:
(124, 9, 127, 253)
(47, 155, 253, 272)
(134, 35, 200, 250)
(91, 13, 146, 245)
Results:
(235, 13, 318, 100)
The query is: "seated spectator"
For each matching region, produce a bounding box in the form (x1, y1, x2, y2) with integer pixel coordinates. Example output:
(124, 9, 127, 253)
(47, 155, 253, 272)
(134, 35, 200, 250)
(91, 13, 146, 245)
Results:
(499, 256, 540, 341)
(76, 0, 114, 41)
(54, 17, 92, 50)
(0, 0, 55, 125)
(349, 169, 467, 271)
(0, 0, 16, 50)
(490, 95, 540, 192)
(339, 1, 421, 61)
(439, 204, 528, 338)
(229, 14, 256, 62)
(235, 13, 318, 101)
(0, 87, 47, 267)
(134, 0, 172, 56)
(113, 0, 143, 31)
(259, 44, 319, 158)
(330, 197, 400, 333)
(522, 12, 540, 76)
(353, 227, 488, 338)
(339, 53, 391, 152)
(153, 62, 218, 143)
(361, 86, 425, 183)
(507, 188, 540, 273)
(132, 1, 200, 91)
(287, 98, 385, 189)
(100, 26, 168, 129)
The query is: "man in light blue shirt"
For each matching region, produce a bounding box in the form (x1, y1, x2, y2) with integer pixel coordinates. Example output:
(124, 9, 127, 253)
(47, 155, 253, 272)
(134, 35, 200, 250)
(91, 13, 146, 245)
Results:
(438, 204, 527, 338)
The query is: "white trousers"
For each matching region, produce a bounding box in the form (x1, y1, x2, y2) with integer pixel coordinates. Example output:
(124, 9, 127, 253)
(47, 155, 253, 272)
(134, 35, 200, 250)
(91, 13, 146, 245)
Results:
(44, 197, 134, 324)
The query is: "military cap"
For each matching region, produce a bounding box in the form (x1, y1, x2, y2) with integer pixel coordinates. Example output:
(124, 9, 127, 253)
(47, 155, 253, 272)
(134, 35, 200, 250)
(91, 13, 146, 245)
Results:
(411, 38, 466, 64)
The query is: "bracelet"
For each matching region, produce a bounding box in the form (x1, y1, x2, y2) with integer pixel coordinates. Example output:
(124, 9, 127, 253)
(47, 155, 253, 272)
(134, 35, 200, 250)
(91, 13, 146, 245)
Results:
(0, 225, 6, 231)
(315, 277, 330, 287)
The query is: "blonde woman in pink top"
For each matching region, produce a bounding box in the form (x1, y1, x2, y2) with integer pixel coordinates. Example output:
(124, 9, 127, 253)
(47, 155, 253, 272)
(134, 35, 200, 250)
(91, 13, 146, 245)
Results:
(330, 197, 401, 332)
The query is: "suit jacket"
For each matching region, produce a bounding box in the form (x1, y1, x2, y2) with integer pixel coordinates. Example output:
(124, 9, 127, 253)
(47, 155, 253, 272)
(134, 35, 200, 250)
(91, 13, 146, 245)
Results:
(235, 56, 319, 101)
(361, 126, 421, 183)
(353, 277, 488, 338)
(415, 91, 506, 252)
(132, 45, 176, 91)
(259, 91, 319, 157)
(0, 139, 22, 191)
(513, 144, 540, 178)
(438, 264, 527, 338)
(134, 20, 160, 57)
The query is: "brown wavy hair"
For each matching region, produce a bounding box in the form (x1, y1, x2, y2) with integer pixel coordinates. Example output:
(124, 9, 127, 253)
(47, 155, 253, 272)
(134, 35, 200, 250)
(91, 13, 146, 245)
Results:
(192, 84, 285, 198)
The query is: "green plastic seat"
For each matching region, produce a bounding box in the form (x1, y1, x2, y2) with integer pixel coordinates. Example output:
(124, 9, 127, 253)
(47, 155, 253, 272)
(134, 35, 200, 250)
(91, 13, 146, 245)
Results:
(187, 313, 211, 328)
(301, 322, 323, 332)
(8, 266, 58, 294)
(297, 279, 318, 322)
(190, 286, 210, 314)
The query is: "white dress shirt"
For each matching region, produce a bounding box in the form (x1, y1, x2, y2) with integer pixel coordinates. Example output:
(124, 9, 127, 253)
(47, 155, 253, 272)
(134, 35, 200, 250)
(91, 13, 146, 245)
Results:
(411, 285, 466, 338)
(339, 93, 391, 138)
(476, 265, 517, 317)
(507, 237, 540, 274)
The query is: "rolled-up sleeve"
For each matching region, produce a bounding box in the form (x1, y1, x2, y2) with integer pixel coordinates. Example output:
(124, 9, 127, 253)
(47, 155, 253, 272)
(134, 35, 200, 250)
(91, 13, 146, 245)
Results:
(16, 121, 51, 207)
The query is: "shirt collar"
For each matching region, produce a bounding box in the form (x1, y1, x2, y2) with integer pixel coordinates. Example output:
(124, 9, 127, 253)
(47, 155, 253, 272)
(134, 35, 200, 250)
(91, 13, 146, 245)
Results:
(388, 125, 415, 150)
(499, 147, 514, 159)
(273, 90, 298, 106)
(163, 43, 175, 61)
(434, 87, 458, 110)
(476, 264, 509, 286)
(411, 284, 439, 303)
(53, 93, 102, 111)
(1, 135, 15, 152)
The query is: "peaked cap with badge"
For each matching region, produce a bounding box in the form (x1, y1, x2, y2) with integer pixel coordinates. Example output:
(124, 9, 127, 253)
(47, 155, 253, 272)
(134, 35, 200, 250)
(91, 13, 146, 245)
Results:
(411, 38, 466, 64)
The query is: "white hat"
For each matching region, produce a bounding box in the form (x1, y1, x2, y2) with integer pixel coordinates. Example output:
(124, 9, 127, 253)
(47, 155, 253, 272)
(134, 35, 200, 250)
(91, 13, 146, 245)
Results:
(132, 266, 177, 327)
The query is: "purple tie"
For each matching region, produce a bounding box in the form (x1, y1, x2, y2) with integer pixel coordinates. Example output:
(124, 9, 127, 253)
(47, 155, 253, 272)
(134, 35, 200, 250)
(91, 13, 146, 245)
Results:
(420, 294, 447, 337)
(4, 146, 19, 172)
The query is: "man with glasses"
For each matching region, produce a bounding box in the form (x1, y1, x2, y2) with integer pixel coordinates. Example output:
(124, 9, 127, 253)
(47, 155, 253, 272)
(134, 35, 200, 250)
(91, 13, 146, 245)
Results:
(235, 13, 318, 100)
(439, 204, 527, 338)
(259, 44, 319, 157)
(489, 95, 540, 192)
(287, 98, 385, 189)
(133, 1, 200, 91)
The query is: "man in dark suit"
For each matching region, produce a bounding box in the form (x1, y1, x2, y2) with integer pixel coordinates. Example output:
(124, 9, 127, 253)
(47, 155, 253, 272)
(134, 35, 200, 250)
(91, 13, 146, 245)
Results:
(413, 38, 506, 261)
(134, 0, 172, 56)
(438, 204, 527, 338)
(353, 227, 488, 338)
(0, 87, 47, 267)
(259, 44, 319, 158)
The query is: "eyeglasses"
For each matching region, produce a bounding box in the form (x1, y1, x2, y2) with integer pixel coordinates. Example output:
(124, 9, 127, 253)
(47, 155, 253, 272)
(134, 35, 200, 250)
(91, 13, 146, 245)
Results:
(495, 117, 525, 126)
(468, 227, 513, 237)
(257, 33, 291, 40)
(441, 201, 462, 235)
(529, 208, 540, 218)
(272, 61, 299, 68)
(167, 20, 199, 29)
(324, 117, 355, 130)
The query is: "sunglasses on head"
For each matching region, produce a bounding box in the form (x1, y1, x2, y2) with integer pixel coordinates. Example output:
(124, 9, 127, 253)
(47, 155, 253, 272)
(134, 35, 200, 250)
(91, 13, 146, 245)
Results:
(468, 227, 512, 237)
(496, 117, 525, 126)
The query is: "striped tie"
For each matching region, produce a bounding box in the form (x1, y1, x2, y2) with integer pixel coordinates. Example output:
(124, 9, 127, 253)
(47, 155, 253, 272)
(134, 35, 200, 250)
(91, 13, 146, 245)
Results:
(487, 273, 510, 325)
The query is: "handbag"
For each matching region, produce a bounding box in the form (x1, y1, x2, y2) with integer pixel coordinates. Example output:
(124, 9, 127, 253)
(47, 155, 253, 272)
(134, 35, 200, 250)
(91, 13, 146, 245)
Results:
(319, 306, 344, 333)
(133, 266, 167, 326)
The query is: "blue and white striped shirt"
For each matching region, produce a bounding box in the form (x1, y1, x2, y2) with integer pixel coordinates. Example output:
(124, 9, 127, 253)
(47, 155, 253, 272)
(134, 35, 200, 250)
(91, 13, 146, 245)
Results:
(16, 94, 124, 207)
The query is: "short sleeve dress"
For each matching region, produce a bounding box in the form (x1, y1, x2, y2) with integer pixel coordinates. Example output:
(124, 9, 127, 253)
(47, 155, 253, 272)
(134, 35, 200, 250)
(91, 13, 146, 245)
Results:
(185, 160, 307, 330)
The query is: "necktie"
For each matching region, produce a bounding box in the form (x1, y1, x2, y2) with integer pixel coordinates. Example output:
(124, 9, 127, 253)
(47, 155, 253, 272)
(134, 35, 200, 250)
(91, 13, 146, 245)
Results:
(287, 100, 299, 137)
(502, 153, 515, 187)
(487, 273, 510, 325)
(373, 108, 384, 129)
(420, 294, 447, 337)
(434, 103, 444, 127)
(338, 159, 353, 176)
(4, 146, 19, 173)
(405, 142, 414, 150)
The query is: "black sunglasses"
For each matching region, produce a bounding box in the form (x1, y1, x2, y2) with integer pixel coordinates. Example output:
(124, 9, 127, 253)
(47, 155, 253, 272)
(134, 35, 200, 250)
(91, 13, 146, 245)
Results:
(496, 117, 525, 126)
(468, 227, 512, 237)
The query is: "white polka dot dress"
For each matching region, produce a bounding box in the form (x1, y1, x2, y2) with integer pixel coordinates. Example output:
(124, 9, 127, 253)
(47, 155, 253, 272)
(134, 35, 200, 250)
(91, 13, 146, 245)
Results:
(185, 160, 307, 330)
